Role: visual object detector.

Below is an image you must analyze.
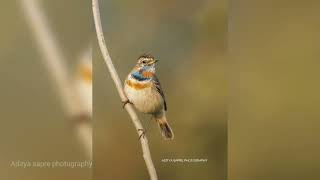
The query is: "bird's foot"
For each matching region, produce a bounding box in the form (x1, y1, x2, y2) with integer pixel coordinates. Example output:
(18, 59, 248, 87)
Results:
(122, 99, 133, 108)
(138, 129, 146, 140)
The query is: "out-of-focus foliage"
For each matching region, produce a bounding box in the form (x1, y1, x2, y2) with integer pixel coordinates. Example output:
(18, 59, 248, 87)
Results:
(94, 0, 227, 180)
(229, 1, 320, 180)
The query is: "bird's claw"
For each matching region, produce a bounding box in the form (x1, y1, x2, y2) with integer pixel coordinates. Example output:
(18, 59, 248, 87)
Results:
(122, 99, 133, 108)
(138, 129, 146, 140)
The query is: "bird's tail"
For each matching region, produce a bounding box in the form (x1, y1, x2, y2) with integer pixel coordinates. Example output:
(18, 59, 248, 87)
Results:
(154, 114, 174, 140)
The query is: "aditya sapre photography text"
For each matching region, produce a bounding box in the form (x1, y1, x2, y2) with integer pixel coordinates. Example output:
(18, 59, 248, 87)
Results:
(161, 158, 208, 163)
(9, 160, 92, 169)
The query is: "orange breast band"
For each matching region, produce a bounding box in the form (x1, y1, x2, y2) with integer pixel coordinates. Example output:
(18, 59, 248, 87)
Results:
(126, 80, 151, 90)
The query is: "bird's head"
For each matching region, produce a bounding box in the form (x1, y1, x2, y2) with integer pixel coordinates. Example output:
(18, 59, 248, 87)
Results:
(130, 54, 158, 81)
(136, 54, 158, 70)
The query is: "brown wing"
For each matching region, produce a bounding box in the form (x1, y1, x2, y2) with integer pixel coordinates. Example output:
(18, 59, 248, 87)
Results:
(153, 75, 167, 111)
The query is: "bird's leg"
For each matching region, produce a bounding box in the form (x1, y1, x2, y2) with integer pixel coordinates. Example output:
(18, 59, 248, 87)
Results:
(137, 118, 154, 140)
(138, 118, 152, 140)
(138, 129, 146, 140)
(122, 99, 133, 108)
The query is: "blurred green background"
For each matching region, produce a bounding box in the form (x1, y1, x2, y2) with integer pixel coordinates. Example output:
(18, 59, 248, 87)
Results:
(229, 1, 320, 180)
(94, 0, 227, 180)
(0, 0, 91, 180)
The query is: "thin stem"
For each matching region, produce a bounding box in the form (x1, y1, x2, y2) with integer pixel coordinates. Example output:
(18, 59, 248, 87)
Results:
(92, 0, 158, 179)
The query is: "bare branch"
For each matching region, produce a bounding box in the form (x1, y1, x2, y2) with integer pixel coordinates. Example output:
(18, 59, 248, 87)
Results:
(92, 0, 158, 179)
(20, 0, 92, 159)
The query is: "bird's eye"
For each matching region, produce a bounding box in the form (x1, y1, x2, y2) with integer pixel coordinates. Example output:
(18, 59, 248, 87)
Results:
(142, 60, 147, 64)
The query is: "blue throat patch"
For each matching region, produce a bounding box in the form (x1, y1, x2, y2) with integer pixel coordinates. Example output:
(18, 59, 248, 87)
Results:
(131, 71, 150, 81)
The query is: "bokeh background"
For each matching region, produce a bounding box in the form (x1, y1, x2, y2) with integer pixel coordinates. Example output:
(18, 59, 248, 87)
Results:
(0, 1, 91, 180)
(3, 0, 318, 180)
(94, 0, 227, 180)
(229, 1, 320, 180)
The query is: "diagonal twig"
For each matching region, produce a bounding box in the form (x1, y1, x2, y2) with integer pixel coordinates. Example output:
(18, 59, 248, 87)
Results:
(92, 0, 158, 179)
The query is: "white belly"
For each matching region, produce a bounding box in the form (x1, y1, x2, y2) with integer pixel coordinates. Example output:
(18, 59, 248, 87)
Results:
(124, 85, 163, 114)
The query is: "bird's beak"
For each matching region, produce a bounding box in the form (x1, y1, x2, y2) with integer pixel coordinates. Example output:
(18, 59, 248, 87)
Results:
(154, 59, 159, 64)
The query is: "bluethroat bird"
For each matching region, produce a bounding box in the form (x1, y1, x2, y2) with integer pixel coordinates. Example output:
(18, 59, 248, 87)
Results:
(124, 54, 174, 140)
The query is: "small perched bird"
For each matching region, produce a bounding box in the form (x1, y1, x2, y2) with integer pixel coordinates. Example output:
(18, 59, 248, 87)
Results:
(124, 54, 174, 140)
